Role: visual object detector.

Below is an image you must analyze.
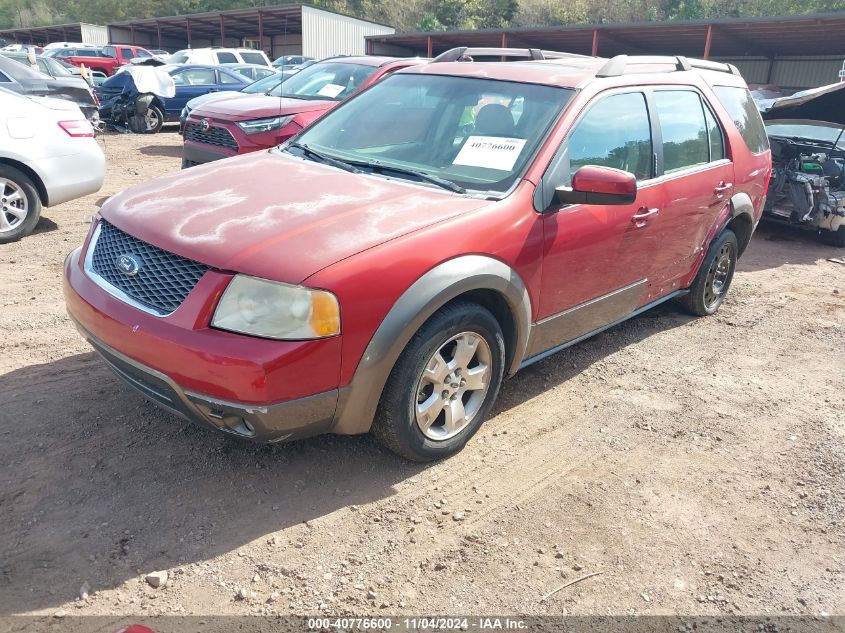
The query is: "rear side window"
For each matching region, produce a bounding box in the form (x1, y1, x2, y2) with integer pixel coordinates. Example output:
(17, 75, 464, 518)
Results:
(712, 85, 769, 154)
(102, 46, 115, 58)
(216, 52, 238, 64)
(567, 92, 653, 181)
(219, 70, 242, 84)
(241, 52, 267, 66)
(653, 90, 709, 173)
(121, 48, 136, 60)
(0, 71, 10, 82)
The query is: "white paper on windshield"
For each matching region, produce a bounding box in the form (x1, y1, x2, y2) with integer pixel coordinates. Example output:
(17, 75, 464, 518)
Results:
(453, 136, 527, 171)
(317, 83, 345, 98)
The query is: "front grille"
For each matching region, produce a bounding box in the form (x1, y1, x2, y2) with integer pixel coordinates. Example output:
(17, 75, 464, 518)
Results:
(185, 122, 238, 151)
(89, 220, 209, 315)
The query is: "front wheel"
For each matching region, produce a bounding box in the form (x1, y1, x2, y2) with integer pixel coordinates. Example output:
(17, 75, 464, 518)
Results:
(372, 301, 505, 462)
(680, 228, 738, 316)
(0, 166, 42, 244)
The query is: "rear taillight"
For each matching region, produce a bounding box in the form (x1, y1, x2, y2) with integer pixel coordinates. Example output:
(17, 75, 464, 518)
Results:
(58, 119, 94, 137)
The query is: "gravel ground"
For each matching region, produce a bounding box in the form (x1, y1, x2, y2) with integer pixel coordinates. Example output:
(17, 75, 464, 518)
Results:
(0, 131, 843, 623)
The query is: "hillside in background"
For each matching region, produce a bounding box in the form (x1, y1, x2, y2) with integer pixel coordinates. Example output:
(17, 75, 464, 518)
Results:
(1, 0, 844, 35)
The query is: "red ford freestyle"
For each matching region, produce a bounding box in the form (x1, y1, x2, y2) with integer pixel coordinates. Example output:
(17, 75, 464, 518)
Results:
(181, 56, 424, 168)
(64, 48, 771, 461)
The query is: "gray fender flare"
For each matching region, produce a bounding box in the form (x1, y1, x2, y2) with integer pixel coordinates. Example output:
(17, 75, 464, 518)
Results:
(728, 191, 755, 255)
(331, 255, 532, 435)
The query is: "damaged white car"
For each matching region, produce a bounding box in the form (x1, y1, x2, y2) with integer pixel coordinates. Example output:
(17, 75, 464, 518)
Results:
(759, 83, 845, 246)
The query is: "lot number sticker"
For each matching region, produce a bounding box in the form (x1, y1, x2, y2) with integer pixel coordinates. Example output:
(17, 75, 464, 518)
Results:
(317, 83, 345, 98)
(453, 136, 527, 171)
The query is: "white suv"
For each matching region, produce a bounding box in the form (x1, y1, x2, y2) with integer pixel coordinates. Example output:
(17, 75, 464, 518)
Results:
(0, 88, 105, 243)
(166, 48, 271, 67)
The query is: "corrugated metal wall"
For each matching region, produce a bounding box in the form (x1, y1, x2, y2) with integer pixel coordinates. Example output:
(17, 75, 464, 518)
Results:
(715, 56, 843, 90)
(80, 23, 107, 46)
(301, 6, 393, 58)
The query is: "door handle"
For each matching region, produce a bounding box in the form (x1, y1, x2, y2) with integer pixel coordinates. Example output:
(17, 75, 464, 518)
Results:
(714, 181, 733, 198)
(632, 207, 659, 227)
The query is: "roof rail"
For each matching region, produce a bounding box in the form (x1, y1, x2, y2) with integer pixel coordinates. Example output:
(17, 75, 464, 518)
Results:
(596, 54, 740, 78)
(432, 47, 592, 63)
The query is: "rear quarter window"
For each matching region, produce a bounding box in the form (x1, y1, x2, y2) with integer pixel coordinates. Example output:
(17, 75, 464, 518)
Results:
(240, 52, 267, 66)
(712, 85, 769, 154)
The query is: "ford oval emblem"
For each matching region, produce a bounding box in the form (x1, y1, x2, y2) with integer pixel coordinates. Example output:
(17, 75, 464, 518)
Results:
(201, 119, 210, 131)
(116, 253, 142, 276)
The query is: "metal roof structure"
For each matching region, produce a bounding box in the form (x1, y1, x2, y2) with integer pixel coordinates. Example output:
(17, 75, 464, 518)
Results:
(0, 22, 103, 45)
(366, 12, 845, 59)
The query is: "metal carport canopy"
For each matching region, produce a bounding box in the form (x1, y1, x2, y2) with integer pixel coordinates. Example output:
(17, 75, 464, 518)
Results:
(366, 12, 845, 59)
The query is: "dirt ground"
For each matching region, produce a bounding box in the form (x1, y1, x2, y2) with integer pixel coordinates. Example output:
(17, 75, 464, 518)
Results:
(0, 131, 843, 623)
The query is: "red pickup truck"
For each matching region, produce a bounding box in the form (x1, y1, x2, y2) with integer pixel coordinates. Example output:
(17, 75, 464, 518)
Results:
(61, 45, 154, 76)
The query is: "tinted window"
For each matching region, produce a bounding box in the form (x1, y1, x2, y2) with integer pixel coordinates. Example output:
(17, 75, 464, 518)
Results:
(567, 92, 652, 181)
(241, 52, 267, 66)
(0, 71, 10, 82)
(102, 46, 115, 58)
(713, 85, 769, 154)
(79, 49, 99, 57)
(654, 91, 709, 173)
(703, 102, 725, 161)
(172, 68, 215, 85)
(102, 72, 131, 89)
(216, 52, 238, 64)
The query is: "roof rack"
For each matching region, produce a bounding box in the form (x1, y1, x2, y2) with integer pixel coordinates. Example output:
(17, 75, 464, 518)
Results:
(596, 54, 740, 78)
(432, 47, 592, 63)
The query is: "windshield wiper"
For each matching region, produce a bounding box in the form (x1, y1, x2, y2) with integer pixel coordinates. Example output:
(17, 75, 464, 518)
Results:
(345, 159, 466, 194)
(287, 142, 361, 174)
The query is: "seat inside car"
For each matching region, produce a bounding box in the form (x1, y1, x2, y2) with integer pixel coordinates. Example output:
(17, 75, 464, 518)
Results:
(474, 103, 516, 137)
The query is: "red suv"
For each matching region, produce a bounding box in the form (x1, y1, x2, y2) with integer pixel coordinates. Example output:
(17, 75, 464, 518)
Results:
(181, 56, 425, 168)
(64, 48, 771, 461)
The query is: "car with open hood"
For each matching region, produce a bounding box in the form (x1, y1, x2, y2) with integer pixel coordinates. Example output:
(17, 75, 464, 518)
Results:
(64, 48, 770, 461)
(758, 82, 845, 246)
(180, 56, 426, 168)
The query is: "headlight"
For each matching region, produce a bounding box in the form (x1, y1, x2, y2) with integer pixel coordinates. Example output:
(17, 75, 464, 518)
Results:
(211, 275, 340, 340)
(236, 115, 294, 134)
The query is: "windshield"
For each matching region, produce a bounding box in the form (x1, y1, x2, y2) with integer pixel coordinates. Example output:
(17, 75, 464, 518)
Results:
(292, 73, 572, 194)
(268, 62, 376, 100)
(243, 72, 284, 94)
(766, 120, 845, 149)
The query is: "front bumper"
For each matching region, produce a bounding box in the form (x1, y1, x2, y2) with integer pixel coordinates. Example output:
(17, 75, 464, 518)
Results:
(71, 315, 337, 442)
(63, 245, 343, 443)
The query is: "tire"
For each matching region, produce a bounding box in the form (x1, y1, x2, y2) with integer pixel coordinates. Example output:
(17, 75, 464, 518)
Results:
(371, 301, 506, 462)
(132, 106, 164, 134)
(0, 166, 42, 244)
(819, 225, 845, 247)
(680, 229, 738, 317)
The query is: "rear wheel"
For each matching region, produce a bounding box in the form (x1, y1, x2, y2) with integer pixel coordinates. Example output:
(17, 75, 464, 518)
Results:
(680, 229, 738, 316)
(372, 301, 505, 462)
(0, 166, 42, 244)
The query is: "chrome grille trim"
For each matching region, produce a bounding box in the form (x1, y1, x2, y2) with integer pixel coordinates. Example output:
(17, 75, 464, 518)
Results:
(83, 221, 209, 317)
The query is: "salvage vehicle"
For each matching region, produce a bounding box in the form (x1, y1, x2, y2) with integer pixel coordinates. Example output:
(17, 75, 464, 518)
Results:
(64, 48, 770, 461)
(96, 65, 250, 131)
(0, 87, 104, 242)
(758, 82, 845, 246)
(181, 56, 424, 168)
(0, 54, 99, 123)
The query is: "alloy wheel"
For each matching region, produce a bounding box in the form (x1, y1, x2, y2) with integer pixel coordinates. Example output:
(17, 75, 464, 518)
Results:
(415, 331, 492, 441)
(0, 178, 28, 235)
(704, 242, 733, 310)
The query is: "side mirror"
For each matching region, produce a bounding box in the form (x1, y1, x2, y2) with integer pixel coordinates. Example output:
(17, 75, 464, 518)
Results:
(555, 165, 637, 206)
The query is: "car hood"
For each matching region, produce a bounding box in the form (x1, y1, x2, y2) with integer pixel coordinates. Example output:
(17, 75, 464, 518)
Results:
(193, 94, 332, 121)
(99, 150, 491, 283)
(759, 82, 845, 125)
